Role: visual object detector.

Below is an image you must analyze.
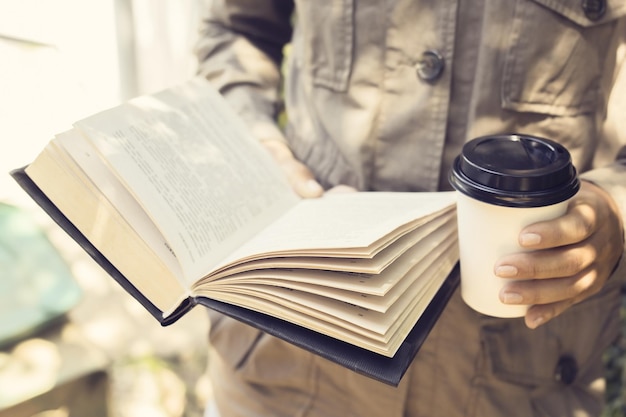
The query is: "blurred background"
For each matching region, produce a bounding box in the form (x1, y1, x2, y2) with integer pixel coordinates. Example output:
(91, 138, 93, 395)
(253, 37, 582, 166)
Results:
(1, 1, 626, 416)
(0, 1, 211, 416)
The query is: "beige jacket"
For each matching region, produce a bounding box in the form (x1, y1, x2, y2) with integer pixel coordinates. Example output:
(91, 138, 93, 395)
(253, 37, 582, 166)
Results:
(196, 1, 626, 416)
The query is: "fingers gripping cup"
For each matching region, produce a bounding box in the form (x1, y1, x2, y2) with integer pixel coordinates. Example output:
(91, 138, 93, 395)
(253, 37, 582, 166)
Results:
(449, 134, 580, 318)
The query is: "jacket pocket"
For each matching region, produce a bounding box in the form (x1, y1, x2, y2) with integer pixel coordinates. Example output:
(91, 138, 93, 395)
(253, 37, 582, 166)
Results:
(293, 0, 355, 92)
(502, 0, 626, 116)
(481, 284, 621, 389)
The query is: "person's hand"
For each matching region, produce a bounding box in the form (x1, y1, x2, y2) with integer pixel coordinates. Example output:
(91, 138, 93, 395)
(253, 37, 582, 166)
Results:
(261, 139, 357, 197)
(261, 139, 324, 198)
(494, 180, 624, 329)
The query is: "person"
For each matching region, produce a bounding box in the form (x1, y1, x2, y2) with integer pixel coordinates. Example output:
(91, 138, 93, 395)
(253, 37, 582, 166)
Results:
(194, 1, 626, 416)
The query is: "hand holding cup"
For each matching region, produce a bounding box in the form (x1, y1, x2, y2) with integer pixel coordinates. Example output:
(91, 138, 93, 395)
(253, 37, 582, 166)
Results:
(494, 180, 624, 328)
(449, 134, 580, 319)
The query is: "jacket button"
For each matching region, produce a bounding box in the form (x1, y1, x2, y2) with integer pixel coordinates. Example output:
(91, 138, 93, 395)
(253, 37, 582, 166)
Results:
(416, 50, 445, 82)
(554, 355, 578, 385)
(581, 0, 606, 21)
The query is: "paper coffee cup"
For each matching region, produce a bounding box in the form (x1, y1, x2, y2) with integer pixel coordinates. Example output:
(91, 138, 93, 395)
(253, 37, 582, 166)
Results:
(449, 134, 580, 318)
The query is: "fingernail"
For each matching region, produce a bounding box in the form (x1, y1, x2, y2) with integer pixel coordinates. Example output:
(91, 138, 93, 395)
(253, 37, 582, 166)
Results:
(304, 179, 323, 196)
(501, 291, 523, 304)
(495, 265, 518, 277)
(520, 233, 541, 246)
(529, 315, 545, 329)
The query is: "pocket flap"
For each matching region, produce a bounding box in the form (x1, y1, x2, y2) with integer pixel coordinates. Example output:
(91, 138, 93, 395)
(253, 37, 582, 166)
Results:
(531, 0, 626, 27)
(481, 287, 621, 387)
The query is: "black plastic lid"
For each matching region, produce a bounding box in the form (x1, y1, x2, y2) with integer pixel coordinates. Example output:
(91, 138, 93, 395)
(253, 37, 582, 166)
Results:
(449, 134, 580, 207)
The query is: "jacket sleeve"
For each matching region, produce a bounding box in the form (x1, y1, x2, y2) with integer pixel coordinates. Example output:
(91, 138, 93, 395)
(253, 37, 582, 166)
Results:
(580, 37, 626, 283)
(580, 155, 626, 285)
(580, 154, 626, 242)
(194, 0, 295, 142)
(580, 19, 626, 283)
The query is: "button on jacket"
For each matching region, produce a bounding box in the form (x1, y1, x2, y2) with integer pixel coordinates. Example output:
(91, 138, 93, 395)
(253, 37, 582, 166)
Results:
(196, 1, 626, 416)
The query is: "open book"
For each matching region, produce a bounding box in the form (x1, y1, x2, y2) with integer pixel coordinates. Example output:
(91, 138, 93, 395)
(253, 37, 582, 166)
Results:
(11, 77, 460, 386)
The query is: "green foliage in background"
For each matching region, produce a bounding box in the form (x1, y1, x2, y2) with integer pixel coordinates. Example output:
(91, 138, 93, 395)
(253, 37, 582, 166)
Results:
(603, 288, 626, 417)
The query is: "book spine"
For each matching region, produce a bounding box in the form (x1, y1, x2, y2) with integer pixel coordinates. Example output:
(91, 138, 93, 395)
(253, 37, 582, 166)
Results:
(10, 167, 173, 325)
(161, 297, 197, 326)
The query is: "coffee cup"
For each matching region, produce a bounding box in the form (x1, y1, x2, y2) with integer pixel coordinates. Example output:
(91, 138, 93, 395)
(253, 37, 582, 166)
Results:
(449, 134, 580, 318)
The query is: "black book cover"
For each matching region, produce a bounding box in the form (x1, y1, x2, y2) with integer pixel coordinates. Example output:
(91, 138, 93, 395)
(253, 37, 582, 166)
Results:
(10, 167, 460, 386)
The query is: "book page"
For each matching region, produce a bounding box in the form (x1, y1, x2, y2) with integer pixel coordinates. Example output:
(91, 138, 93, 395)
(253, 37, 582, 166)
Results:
(201, 250, 456, 356)
(204, 208, 456, 279)
(72, 78, 299, 285)
(25, 142, 187, 313)
(52, 130, 182, 279)
(212, 222, 458, 311)
(250, 192, 456, 254)
(211, 191, 457, 275)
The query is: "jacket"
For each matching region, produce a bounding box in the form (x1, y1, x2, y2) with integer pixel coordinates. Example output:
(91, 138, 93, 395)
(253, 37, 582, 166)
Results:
(195, 1, 626, 415)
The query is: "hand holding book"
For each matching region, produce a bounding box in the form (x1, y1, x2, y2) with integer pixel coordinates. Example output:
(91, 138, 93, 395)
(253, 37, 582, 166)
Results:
(260, 138, 326, 198)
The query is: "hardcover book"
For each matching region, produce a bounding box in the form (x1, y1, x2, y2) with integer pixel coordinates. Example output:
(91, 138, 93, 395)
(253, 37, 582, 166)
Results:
(10, 77, 460, 386)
